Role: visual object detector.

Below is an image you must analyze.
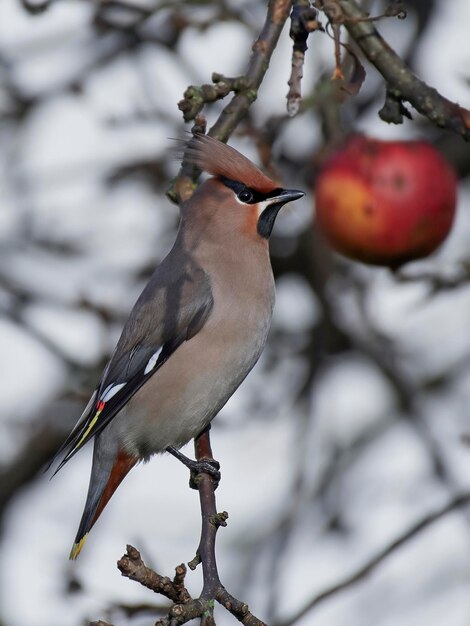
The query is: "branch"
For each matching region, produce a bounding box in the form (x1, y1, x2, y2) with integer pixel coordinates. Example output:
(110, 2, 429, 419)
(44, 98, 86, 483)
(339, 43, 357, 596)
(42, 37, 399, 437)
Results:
(178, 74, 252, 124)
(188, 428, 267, 625)
(189, 428, 226, 598)
(326, 0, 470, 139)
(209, 0, 292, 141)
(116, 430, 266, 626)
(394, 262, 470, 294)
(118, 546, 191, 604)
(286, 1, 323, 117)
(276, 491, 470, 626)
(168, 0, 293, 203)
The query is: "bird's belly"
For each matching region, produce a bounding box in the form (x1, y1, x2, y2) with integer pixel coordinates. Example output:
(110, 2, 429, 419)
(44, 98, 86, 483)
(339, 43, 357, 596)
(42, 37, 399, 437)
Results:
(114, 312, 270, 458)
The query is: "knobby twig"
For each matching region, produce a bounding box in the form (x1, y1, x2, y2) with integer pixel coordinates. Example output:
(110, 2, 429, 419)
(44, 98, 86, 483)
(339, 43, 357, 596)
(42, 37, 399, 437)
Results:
(168, 0, 293, 204)
(209, 0, 292, 141)
(286, 1, 322, 117)
(179, 74, 252, 124)
(116, 429, 266, 626)
(276, 491, 470, 626)
(118, 546, 191, 605)
(322, 0, 470, 139)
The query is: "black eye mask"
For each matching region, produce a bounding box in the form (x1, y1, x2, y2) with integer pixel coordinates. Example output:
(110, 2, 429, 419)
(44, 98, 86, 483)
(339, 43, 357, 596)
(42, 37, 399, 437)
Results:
(219, 176, 283, 205)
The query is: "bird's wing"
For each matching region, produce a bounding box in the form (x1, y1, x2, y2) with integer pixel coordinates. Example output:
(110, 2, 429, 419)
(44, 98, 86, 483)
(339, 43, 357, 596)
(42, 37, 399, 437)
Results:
(51, 255, 213, 474)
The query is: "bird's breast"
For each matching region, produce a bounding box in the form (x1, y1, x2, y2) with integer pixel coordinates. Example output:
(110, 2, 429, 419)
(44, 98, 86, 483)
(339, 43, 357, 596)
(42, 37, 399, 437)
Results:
(117, 255, 275, 457)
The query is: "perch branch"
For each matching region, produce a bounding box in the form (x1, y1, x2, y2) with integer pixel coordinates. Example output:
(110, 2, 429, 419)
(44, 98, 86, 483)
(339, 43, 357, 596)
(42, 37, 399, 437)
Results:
(191, 428, 266, 625)
(117, 430, 266, 625)
(190, 428, 227, 598)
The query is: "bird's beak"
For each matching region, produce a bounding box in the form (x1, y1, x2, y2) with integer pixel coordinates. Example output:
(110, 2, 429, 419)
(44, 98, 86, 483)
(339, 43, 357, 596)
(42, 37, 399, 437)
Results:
(277, 189, 305, 204)
(268, 189, 305, 205)
(257, 188, 305, 238)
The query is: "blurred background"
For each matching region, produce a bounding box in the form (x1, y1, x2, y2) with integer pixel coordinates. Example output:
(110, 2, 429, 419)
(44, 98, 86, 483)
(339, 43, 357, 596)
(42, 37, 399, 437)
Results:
(1, 1, 470, 625)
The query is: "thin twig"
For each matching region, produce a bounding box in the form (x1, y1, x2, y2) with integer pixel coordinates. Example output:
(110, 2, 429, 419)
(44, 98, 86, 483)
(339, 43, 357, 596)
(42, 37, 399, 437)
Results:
(394, 263, 470, 294)
(287, 1, 322, 116)
(276, 492, 470, 626)
(209, 0, 292, 140)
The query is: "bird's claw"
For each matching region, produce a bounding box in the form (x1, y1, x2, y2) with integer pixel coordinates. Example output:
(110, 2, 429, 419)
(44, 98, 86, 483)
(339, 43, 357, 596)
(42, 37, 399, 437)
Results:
(189, 459, 220, 490)
(166, 446, 220, 489)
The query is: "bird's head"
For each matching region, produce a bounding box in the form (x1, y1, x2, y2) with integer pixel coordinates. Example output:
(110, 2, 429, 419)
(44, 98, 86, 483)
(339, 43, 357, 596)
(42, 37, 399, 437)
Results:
(184, 135, 304, 239)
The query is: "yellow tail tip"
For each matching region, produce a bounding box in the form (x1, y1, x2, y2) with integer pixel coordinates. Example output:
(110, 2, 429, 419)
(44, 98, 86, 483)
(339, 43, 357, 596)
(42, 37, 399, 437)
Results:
(69, 534, 88, 560)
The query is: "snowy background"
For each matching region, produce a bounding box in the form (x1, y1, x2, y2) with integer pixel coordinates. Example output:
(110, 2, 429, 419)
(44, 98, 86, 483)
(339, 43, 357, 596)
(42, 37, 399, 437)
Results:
(1, 1, 470, 625)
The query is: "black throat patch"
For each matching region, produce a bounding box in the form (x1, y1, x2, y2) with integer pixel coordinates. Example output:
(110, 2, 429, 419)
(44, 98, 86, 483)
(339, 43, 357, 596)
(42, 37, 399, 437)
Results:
(257, 204, 284, 239)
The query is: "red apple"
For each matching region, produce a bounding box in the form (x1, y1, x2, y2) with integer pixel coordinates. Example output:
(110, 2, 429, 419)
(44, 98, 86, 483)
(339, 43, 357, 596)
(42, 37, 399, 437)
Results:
(314, 135, 457, 267)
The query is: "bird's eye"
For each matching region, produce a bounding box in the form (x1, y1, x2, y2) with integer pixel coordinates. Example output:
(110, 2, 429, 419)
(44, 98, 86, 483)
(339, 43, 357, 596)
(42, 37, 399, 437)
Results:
(238, 189, 253, 203)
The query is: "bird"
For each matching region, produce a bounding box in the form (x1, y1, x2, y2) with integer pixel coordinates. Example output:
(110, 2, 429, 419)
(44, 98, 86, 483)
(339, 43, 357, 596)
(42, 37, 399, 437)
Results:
(51, 134, 304, 559)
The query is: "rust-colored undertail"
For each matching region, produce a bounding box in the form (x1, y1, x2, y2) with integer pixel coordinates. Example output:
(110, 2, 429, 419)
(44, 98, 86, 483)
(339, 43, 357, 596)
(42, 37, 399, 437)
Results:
(69, 451, 138, 559)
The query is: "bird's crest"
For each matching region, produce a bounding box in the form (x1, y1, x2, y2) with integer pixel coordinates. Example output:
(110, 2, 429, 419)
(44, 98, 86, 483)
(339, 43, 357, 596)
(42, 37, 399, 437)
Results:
(185, 134, 276, 193)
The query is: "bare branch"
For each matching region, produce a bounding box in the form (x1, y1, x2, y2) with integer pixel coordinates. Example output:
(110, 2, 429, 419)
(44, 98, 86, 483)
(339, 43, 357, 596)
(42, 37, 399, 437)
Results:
(287, 1, 323, 116)
(209, 0, 292, 141)
(118, 545, 191, 605)
(276, 492, 470, 626)
(191, 428, 224, 601)
(168, 0, 293, 203)
(192, 428, 266, 625)
(116, 431, 266, 626)
(324, 0, 470, 139)
(395, 262, 470, 294)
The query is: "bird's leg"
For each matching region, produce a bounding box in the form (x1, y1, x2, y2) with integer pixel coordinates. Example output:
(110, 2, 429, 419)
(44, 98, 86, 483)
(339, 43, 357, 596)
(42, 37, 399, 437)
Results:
(166, 445, 221, 489)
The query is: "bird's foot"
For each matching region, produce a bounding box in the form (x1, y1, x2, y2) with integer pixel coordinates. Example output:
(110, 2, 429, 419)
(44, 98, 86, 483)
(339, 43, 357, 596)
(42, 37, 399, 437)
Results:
(166, 446, 221, 489)
(189, 459, 220, 490)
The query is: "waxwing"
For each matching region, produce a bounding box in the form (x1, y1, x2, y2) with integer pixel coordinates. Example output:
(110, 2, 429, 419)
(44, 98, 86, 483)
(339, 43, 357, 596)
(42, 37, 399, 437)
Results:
(51, 135, 304, 558)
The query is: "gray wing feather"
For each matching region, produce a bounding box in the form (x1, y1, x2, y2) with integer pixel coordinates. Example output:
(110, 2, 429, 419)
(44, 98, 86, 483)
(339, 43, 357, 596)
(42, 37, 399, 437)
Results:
(51, 246, 214, 472)
(104, 252, 213, 385)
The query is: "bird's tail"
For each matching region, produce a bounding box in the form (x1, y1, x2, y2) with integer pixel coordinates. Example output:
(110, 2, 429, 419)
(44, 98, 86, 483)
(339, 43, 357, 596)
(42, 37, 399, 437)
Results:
(70, 449, 137, 559)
